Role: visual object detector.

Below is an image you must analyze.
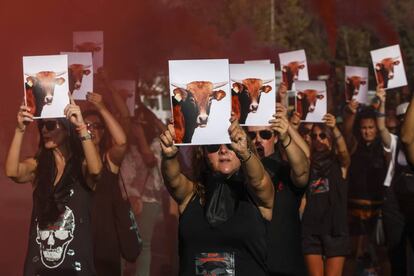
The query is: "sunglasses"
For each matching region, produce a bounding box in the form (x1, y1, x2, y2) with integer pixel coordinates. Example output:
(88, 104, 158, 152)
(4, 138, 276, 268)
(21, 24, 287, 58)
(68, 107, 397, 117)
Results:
(310, 133, 328, 140)
(205, 144, 234, 153)
(86, 122, 104, 130)
(38, 120, 59, 131)
(247, 130, 273, 140)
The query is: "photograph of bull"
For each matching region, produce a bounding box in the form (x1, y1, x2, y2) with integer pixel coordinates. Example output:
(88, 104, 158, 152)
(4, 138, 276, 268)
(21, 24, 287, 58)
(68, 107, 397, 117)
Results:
(62, 52, 93, 100)
(279, 49, 309, 91)
(171, 81, 227, 143)
(345, 66, 369, 104)
(231, 78, 273, 124)
(371, 44, 407, 90)
(295, 80, 327, 122)
(24, 71, 66, 117)
(73, 31, 104, 72)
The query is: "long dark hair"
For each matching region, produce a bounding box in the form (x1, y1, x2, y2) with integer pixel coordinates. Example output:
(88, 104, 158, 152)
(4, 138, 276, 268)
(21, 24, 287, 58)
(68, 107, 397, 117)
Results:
(34, 118, 84, 228)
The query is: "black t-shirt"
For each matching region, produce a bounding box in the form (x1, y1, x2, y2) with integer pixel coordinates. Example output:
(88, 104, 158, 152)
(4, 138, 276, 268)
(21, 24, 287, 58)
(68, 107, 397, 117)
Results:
(178, 174, 269, 276)
(302, 159, 348, 236)
(24, 159, 96, 276)
(348, 138, 387, 201)
(262, 153, 307, 276)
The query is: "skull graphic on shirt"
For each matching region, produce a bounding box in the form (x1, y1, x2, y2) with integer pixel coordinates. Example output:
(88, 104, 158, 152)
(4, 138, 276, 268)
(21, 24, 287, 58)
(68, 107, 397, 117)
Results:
(36, 206, 75, 268)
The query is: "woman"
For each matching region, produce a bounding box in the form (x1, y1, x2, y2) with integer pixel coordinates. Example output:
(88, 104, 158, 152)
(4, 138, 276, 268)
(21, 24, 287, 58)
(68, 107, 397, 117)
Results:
(301, 114, 351, 276)
(5, 96, 102, 275)
(159, 117, 274, 275)
(83, 92, 141, 276)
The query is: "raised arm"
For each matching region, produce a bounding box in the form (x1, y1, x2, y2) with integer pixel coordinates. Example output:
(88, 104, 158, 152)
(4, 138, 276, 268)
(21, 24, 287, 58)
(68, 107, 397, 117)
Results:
(401, 95, 414, 165)
(64, 95, 102, 182)
(5, 105, 37, 183)
(324, 113, 350, 178)
(87, 92, 127, 169)
(271, 103, 309, 187)
(342, 99, 359, 154)
(160, 123, 194, 211)
(228, 119, 274, 220)
(376, 84, 392, 149)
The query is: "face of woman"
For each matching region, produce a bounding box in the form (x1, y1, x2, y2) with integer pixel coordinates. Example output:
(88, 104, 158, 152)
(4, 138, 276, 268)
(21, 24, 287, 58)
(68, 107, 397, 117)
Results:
(205, 145, 241, 176)
(311, 125, 332, 152)
(359, 118, 377, 143)
(84, 115, 105, 146)
(39, 119, 68, 149)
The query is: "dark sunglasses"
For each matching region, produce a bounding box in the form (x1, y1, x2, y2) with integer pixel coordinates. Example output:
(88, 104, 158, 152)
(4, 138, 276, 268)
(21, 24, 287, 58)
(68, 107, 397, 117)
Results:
(247, 130, 273, 140)
(86, 122, 104, 130)
(310, 133, 328, 140)
(38, 120, 59, 131)
(205, 144, 234, 153)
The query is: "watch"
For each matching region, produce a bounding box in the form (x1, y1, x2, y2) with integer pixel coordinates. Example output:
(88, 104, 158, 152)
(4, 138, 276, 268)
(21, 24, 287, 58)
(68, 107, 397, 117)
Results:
(79, 133, 92, 141)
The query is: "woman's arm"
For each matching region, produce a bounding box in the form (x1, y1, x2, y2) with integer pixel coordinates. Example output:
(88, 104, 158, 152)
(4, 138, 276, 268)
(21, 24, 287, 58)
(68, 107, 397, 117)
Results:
(376, 84, 392, 149)
(160, 123, 194, 211)
(401, 95, 414, 164)
(64, 95, 102, 186)
(229, 119, 274, 220)
(5, 105, 37, 183)
(271, 103, 309, 188)
(324, 113, 350, 178)
(342, 100, 359, 155)
(87, 92, 127, 169)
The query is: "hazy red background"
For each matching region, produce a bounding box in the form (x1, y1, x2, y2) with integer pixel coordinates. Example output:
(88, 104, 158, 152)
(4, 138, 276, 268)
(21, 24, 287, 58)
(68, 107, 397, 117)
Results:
(0, 0, 400, 274)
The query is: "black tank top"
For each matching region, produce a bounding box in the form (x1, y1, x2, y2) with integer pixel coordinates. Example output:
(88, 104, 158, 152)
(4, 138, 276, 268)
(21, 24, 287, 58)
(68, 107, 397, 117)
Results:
(24, 159, 95, 276)
(178, 178, 269, 276)
(348, 138, 386, 201)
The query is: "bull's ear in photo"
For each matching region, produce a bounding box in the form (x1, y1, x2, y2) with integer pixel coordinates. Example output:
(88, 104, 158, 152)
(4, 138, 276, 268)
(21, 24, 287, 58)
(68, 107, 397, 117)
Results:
(173, 88, 188, 102)
(375, 63, 383, 71)
(281, 65, 288, 73)
(212, 90, 226, 101)
(231, 82, 243, 93)
(345, 77, 350, 84)
(260, 85, 272, 93)
(297, 91, 304, 99)
(83, 69, 91, 76)
(55, 77, 66, 86)
(316, 93, 325, 99)
(25, 75, 36, 87)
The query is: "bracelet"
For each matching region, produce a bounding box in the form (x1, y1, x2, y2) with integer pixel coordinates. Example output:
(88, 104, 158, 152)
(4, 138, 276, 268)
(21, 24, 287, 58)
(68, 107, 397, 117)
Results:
(334, 133, 343, 140)
(163, 151, 178, 160)
(376, 111, 386, 118)
(76, 124, 87, 132)
(79, 133, 92, 141)
(238, 149, 252, 163)
(282, 135, 292, 149)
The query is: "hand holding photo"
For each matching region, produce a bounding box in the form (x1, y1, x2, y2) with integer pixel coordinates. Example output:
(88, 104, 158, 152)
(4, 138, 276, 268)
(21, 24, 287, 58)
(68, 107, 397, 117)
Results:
(295, 80, 327, 123)
(23, 55, 70, 119)
(169, 59, 231, 145)
(370, 44, 407, 90)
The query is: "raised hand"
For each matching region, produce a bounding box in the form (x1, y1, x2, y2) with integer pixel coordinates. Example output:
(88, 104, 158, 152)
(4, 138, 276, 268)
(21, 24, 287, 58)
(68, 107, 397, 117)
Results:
(159, 123, 178, 158)
(269, 103, 289, 141)
(86, 92, 106, 111)
(228, 117, 249, 159)
(347, 99, 359, 114)
(323, 113, 336, 129)
(290, 111, 301, 129)
(64, 93, 85, 127)
(376, 83, 386, 104)
(277, 82, 288, 102)
(17, 104, 33, 131)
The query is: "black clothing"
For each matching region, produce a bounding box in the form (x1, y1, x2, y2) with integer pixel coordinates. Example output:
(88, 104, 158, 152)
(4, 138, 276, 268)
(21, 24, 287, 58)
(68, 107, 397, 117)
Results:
(348, 138, 387, 201)
(302, 234, 351, 257)
(302, 158, 348, 237)
(91, 162, 121, 276)
(178, 173, 269, 276)
(262, 153, 307, 276)
(24, 158, 95, 276)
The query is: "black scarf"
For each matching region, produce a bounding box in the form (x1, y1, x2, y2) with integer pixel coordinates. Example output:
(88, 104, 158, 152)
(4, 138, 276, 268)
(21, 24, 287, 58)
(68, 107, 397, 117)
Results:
(204, 171, 245, 227)
(311, 150, 335, 178)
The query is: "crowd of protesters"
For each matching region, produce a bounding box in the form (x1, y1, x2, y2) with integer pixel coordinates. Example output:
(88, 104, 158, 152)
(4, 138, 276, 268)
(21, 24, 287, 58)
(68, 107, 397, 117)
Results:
(4, 63, 414, 276)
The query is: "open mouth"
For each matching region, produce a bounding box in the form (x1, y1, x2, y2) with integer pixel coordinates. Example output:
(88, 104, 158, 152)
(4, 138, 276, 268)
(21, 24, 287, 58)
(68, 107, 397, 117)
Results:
(255, 144, 264, 158)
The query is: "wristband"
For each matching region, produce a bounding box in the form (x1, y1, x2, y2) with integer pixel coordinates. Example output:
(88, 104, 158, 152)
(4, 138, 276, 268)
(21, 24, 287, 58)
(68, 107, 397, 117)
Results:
(335, 133, 343, 140)
(79, 133, 92, 141)
(76, 124, 87, 132)
(376, 111, 386, 117)
(238, 149, 252, 163)
(282, 135, 292, 149)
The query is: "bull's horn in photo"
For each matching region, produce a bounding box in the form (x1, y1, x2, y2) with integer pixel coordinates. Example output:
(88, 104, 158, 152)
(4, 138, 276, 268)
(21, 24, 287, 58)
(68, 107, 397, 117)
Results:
(171, 83, 187, 89)
(262, 79, 274, 84)
(231, 79, 242, 83)
(84, 65, 92, 69)
(393, 56, 400, 60)
(55, 71, 67, 77)
(213, 81, 228, 89)
(24, 73, 36, 77)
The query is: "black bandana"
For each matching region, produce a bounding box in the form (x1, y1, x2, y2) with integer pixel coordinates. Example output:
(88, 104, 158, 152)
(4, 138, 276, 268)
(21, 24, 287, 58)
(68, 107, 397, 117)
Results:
(311, 150, 334, 178)
(204, 171, 245, 227)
